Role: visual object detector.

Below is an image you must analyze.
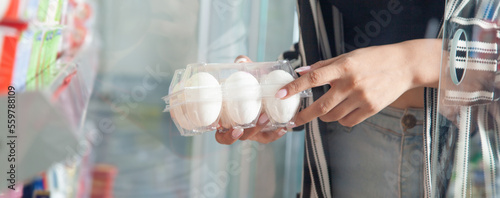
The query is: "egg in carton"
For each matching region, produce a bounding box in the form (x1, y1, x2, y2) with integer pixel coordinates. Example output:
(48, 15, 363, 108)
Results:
(163, 61, 312, 136)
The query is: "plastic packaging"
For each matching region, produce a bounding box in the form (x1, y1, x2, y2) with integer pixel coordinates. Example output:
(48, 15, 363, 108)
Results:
(428, 0, 500, 197)
(163, 60, 312, 136)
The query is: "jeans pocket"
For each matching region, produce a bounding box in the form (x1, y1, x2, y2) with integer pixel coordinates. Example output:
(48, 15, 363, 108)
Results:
(362, 119, 403, 137)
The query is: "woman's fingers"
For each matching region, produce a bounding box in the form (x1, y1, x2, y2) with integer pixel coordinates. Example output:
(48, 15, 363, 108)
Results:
(294, 56, 341, 75)
(338, 107, 374, 127)
(248, 128, 287, 144)
(239, 113, 270, 140)
(215, 127, 244, 145)
(294, 89, 347, 126)
(217, 55, 354, 144)
(294, 66, 311, 74)
(319, 97, 360, 123)
(235, 55, 253, 63)
(214, 113, 270, 145)
(278, 64, 343, 100)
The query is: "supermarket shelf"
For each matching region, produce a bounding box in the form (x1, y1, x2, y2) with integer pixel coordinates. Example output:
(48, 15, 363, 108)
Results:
(0, 0, 99, 194)
(0, 48, 98, 192)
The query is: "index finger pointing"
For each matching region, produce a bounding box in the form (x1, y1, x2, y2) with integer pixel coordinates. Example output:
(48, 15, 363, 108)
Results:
(277, 65, 340, 99)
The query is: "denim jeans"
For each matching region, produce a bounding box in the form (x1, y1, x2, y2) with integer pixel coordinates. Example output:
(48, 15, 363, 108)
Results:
(325, 107, 425, 198)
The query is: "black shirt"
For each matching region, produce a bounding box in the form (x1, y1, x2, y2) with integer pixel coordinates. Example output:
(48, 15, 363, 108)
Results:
(327, 0, 445, 52)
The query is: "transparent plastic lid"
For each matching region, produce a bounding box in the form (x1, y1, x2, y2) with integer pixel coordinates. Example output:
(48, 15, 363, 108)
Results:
(162, 60, 312, 136)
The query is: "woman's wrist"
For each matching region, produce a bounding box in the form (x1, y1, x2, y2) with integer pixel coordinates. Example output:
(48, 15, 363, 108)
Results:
(401, 39, 442, 89)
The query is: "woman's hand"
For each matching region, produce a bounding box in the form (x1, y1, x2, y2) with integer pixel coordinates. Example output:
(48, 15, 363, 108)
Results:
(278, 39, 441, 127)
(215, 55, 288, 145)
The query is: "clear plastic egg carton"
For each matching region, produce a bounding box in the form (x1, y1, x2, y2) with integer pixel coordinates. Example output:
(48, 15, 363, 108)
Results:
(163, 60, 312, 136)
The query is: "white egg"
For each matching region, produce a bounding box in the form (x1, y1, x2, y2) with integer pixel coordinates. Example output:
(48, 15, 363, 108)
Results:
(169, 84, 194, 130)
(223, 71, 262, 126)
(262, 70, 300, 124)
(184, 72, 222, 128)
(219, 104, 233, 129)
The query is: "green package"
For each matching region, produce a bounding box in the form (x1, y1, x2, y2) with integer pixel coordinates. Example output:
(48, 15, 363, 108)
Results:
(41, 30, 54, 87)
(26, 30, 44, 91)
(37, 0, 50, 22)
(55, 0, 64, 23)
(47, 29, 62, 84)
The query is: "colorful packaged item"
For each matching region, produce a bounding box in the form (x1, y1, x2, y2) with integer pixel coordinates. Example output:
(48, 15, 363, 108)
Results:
(0, 26, 20, 94)
(11, 29, 33, 91)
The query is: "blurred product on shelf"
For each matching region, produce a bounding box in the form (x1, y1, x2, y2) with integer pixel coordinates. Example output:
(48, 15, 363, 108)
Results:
(0, 0, 99, 196)
(0, 0, 67, 25)
(11, 29, 33, 92)
(0, 184, 23, 198)
(66, 0, 91, 52)
(0, 0, 93, 94)
(0, 25, 21, 94)
(90, 164, 118, 198)
(0, 0, 33, 22)
(32, 191, 50, 198)
(21, 176, 45, 198)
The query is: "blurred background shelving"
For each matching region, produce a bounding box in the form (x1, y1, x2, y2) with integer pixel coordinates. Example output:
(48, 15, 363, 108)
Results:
(91, 0, 304, 197)
(0, 0, 100, 197)
(1, 0, 306, 197)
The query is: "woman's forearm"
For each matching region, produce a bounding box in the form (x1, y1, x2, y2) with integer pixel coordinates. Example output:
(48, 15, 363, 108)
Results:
(400, 39, 442, 89)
